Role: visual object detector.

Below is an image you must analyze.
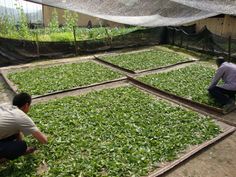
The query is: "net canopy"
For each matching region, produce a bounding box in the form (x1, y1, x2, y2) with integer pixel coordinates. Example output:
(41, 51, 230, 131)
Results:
(172, 0, 236, 15)
(26, 0, 236, 27)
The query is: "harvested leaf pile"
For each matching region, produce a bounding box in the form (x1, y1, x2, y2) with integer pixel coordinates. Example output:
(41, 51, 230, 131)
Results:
(101, 50, 189, 71)
(7, 62, 123, 95)
(0, 86, 220, 176)
(138, 64, 220, 107)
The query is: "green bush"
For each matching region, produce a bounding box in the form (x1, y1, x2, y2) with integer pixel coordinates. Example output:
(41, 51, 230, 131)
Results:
(49, 32, 74, 42)
(63, 10, 79, 31)
(0, 16, 16, 36)
(15, 4, 30, 38)
(48, 9, 59, 33)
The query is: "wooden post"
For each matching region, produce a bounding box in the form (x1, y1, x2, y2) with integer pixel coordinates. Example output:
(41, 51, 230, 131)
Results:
(73, 26, 78, 55)
(35, 30, 40, 59)
(180, 31, 183, 47)
(228, 36, 231, 62)
(105, 28, 112, 47)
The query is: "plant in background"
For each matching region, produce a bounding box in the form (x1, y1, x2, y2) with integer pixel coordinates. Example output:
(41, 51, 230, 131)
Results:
(0, 16, 16, 37)
(63, 10, 79, 31)
(48, 9, 59, 33)
(16, 4, 30, 38)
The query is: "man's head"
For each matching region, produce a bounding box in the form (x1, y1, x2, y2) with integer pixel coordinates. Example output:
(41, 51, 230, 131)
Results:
(216, 56, 226, 67)
(13, 93, 32, 113)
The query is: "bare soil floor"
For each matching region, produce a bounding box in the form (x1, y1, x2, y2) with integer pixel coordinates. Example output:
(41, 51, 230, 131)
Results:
(164, 131, 236, 177)
(1, 48, 236, 177)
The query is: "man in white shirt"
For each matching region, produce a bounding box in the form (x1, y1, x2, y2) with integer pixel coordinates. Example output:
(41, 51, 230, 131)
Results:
(208, 57, 236, 114)
(0, 93, 47, 161)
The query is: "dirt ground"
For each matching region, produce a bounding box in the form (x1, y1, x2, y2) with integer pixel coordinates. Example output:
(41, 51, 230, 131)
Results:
(163, 133, 236, 177)
(1, 48, 236, 177)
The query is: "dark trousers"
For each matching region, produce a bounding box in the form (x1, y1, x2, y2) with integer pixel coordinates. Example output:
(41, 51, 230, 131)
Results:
(0, 134, 27, 160)
(208, 86, 236, 106)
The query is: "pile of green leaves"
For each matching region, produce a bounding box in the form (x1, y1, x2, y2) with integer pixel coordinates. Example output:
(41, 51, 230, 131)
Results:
(138, 64, 220, 107)
(7, 62, 122, 95)
(0, 86, 220, 176)
(101, 50, 190, 71)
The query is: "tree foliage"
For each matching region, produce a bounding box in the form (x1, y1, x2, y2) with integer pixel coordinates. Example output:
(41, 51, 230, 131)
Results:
(63, 10, 79, 31)
(49, 9, 59, 32)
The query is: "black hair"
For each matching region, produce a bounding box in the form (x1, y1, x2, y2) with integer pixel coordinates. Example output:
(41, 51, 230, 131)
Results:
(216, 56, 225, 67)
(13, 93, 32, 108)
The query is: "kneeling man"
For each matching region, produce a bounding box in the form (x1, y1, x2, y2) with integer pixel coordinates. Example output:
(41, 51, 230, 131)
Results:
(0, 93, 47, 161)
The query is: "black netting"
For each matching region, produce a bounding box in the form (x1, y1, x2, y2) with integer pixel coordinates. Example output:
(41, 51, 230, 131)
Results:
(169, 26, 234, 60)
(0, 37, 37, 65)
(180, 28, 207, 51)
(178, 24, 196, 34)
(212, 33, 229, 54)
(167, 27, 236, 61)
(77, 40, 109, 52)
(1, 24, 235, 67)
(174, 29, 182, 46)
(76, 27, 166, 53)
(0, 37, 76, 66)
(109, 27, 165, 49)
(166, 27, 175, 45)
(0, 27, 166, 66)
(38, 41, 75, 57)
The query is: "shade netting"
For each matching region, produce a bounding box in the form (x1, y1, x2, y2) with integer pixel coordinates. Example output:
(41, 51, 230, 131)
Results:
(26, 0, 236, 27)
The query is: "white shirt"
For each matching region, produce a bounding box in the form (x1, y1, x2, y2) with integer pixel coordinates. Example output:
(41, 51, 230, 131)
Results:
(0, 103, 39, 140)
(209, 62, 236, 91)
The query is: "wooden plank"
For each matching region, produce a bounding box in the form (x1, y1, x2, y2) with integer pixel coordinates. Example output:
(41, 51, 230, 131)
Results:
(94, 56, 136, 74)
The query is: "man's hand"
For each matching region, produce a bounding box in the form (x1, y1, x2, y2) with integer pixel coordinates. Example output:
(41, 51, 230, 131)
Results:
(16, 132, 23, 141)
(32, 131, 48, 144)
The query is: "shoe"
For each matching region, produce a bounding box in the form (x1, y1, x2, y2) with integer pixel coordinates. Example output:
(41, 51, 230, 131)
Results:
(24, 147, 37, 155)
(223, 100, 236, 114)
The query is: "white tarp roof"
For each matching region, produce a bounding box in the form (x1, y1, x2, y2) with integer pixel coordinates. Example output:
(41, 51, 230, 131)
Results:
(26, 0, 236, 27)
